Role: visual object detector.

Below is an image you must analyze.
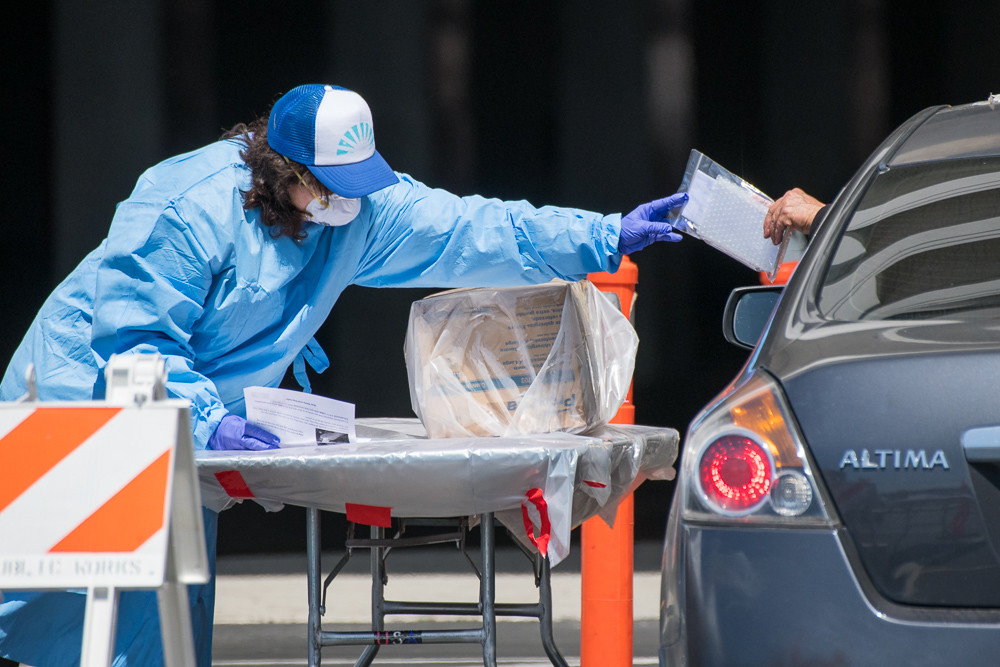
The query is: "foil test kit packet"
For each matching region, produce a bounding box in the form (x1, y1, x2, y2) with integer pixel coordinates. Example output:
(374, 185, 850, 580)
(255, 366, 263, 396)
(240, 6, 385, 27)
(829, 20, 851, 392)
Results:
(672, 149, 789, 280)
(404, 280, 638, 438)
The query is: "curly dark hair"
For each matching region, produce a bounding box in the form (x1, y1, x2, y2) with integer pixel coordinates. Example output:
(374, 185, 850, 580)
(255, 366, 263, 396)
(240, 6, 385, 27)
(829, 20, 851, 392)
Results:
(221, 116, 332, 240)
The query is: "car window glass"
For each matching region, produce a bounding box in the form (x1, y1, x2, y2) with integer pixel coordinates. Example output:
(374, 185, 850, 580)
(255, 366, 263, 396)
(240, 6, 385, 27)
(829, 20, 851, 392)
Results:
(819, 156, 1000, 321)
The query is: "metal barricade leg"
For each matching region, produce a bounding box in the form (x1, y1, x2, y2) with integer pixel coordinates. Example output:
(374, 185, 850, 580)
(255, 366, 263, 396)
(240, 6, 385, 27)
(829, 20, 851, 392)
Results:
(81, 586, 118, 667)
(158, 520, 200, 667)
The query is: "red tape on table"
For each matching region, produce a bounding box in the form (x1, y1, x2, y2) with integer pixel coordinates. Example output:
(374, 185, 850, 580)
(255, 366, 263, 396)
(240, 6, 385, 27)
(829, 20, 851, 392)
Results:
(520, 487, 551, 556)
(346, 503, 392, 527)
(215, 470, 254, 498)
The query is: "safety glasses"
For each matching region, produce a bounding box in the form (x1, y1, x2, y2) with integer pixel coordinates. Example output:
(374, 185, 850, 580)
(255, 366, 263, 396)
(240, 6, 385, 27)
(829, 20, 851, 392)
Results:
(283, 156, 330, 209)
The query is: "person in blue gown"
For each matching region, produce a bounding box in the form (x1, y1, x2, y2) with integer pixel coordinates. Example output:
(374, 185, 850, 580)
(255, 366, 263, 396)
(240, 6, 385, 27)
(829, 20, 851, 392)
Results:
(0, 84, 687, 666)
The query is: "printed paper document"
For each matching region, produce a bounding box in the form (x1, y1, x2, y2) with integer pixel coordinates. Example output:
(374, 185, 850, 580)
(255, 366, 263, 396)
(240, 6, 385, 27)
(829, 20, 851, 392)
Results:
(244, 386, 356, 447)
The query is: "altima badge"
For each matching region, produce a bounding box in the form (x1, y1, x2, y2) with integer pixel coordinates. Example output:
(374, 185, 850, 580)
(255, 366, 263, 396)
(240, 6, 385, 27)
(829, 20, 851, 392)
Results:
(839, 449, 949, 470)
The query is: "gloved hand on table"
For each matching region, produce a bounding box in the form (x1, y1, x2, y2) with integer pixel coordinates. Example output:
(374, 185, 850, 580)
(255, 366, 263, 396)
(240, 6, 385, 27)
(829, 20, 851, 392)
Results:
(208, 414, 281, 451)
(618, 192, 688, 255)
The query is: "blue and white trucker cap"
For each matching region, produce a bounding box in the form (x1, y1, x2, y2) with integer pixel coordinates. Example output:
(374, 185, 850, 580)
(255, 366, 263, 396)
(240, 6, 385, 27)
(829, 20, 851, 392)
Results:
(267, 84, 399, 198)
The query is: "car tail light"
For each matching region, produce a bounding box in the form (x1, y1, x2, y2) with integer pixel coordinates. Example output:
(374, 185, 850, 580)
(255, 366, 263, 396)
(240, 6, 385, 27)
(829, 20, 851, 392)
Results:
(681, 372, 834, 525)
(698, 435, 772, 515)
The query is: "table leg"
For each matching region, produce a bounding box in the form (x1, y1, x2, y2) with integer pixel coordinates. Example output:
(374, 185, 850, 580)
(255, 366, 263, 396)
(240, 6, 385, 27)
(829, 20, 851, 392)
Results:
(307, 507, 322, 667)
(480, 513, 497, 667)
(538, 555, 569, 667)
(354, 524, 385, 667)
(311, 513, 567, 667)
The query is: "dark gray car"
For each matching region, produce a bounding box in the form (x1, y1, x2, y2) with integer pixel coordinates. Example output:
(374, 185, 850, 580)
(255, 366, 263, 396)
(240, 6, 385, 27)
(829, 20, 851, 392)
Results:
(660, 96, 1000, 666)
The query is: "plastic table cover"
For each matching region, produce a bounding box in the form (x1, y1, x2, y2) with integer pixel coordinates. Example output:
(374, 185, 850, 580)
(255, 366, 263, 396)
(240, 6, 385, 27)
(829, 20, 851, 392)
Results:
(195, 418, 678, 565)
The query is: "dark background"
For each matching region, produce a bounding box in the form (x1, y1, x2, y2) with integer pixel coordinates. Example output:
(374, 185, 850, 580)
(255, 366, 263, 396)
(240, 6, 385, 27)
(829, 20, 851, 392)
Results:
(4, 1, 998, 553)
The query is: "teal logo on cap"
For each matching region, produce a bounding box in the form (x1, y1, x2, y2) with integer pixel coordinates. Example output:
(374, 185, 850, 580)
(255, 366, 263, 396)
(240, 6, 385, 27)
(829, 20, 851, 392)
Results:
(338, 122, 374, 156)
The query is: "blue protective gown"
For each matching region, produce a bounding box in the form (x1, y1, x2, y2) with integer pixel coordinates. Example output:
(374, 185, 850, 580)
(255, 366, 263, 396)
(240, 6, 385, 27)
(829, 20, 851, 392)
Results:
(0, 138, 622, 666)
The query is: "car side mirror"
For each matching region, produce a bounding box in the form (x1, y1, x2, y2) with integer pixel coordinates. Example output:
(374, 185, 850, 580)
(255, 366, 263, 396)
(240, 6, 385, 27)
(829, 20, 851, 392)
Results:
(722, 286, 783, 350)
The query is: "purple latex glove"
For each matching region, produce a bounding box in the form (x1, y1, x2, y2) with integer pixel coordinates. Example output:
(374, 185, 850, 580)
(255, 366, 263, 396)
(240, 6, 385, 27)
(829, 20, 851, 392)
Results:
(208, 415, 280, 451)
(618, 192, 688, 255)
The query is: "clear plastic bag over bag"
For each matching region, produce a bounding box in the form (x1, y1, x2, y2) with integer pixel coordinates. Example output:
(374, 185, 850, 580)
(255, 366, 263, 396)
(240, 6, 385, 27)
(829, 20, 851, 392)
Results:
(671, 149, 788, 280)
(404, 280, 639, 438)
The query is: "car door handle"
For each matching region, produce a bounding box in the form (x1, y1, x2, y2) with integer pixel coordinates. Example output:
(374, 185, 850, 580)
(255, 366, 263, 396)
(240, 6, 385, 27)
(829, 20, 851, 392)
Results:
(962, 425, 1000, 462)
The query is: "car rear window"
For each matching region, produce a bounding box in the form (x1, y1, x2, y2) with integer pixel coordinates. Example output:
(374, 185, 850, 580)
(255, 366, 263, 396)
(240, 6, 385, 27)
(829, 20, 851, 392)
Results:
(818, 156, 1000, 321)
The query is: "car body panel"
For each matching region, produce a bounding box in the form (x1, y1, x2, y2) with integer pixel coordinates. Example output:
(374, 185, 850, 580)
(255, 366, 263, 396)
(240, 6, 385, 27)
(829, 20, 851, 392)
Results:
(783, 349, 1000, 606)
(662, 526, 1000, 667)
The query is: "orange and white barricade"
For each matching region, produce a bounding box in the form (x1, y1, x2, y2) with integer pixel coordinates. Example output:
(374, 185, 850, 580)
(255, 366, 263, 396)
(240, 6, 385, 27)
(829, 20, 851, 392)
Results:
(0, 355, 208, 667)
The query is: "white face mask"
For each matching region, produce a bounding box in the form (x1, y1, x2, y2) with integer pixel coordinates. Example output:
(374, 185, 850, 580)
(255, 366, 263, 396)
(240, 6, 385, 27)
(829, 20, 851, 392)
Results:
(306, 195, 361, 227)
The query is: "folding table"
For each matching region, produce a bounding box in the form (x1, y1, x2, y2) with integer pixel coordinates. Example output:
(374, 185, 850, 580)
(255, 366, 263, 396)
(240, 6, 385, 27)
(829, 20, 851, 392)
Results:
(196, 418, 678, 666)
